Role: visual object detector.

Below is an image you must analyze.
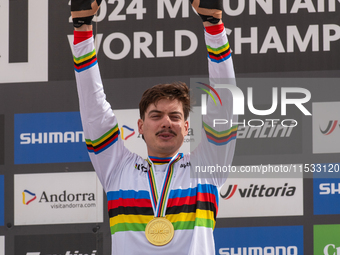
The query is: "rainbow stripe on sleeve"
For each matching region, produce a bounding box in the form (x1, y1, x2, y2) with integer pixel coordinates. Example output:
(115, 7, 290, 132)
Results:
(73, 48, 98, 73)
(206, 42, 231, 63)
(85, 124, 120, 154)
(203, 122, 238, 146)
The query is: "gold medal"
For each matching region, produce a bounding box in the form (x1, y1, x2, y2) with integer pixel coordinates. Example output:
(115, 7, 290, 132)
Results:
(145, 217, 174, 246)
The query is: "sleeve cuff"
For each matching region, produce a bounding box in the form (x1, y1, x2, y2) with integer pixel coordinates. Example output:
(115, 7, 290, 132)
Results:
(74, 30, 93, 45)
(205, 23, 225, 35)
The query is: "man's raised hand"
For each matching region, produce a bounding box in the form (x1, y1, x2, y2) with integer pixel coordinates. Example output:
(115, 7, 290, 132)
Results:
(71, 0, 102, 28)
(190, 0, 223, 25)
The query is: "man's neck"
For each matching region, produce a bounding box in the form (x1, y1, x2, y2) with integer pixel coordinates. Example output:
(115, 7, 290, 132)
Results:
(148, 155, 173, 165)
(147, 151, 179, 160)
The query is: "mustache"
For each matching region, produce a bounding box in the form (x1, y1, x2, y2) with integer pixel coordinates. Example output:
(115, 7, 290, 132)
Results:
(156, 129, 177, 136)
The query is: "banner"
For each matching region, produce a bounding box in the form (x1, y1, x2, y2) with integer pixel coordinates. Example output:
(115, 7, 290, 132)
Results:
(14, 172, 103, 225)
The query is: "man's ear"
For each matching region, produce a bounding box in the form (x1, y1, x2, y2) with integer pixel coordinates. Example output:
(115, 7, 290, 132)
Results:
(137, 118, 144, 135)
(184, 120, 189, 136)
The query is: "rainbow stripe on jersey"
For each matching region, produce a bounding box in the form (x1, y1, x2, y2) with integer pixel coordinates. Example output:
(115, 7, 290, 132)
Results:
(107, 183, 218, 235)
(148, 156, 172, 165)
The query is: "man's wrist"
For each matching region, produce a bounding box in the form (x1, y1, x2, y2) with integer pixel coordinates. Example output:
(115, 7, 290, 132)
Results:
(203, 20, 223, 27)
(74, 24, 93, 31)
(74, 30, 93, 44)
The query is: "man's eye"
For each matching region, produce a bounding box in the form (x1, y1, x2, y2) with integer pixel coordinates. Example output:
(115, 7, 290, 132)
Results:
(171, 116, 180, 120)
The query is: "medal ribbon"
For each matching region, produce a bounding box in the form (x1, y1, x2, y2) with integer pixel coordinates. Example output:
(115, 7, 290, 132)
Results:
(147, 153, 183, 217)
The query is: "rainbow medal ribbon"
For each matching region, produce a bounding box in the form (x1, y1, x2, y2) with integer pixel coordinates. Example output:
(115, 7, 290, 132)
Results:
(145, 153, 183, 246)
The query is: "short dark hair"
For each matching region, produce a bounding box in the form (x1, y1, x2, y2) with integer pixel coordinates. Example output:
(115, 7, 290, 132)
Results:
(139, 82, 191, 120)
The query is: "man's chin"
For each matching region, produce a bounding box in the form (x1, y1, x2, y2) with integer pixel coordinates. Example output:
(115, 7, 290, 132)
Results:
(156, 143, 180, 155)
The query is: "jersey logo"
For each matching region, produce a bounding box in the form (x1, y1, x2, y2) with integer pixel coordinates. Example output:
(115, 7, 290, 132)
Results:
(135, 163, 148, 173)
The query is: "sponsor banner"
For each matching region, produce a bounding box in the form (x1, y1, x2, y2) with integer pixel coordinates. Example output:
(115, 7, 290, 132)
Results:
(313, 102, 340, 154)
(14, 233, 100, 255)
(0, 236, 4, 255)
(14, 112, 90, 164)
(314, 224, 340, 255)
(215, 225, 303, 255)
(0, 115, 4, 165)
(218, 178, 303, 218)
(0, 176, 3, 226)
(314, 178, 340, 215)
(61, 2, 340, 76)
(2, 1, 339, 84)
(14, 172, 103, 225)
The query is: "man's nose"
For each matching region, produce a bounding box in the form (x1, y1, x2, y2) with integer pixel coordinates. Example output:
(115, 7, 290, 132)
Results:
(161, 115, 171, 128)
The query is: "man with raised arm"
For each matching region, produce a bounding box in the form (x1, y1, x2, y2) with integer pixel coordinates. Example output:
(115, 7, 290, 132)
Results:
(71, 0, 237, 254)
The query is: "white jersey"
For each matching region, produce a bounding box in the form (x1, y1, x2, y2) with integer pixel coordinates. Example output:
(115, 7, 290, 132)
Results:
(73, 28, 237, 255)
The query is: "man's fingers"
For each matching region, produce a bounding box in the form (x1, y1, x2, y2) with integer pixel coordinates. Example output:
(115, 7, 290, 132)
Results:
(92, 0, 101, 10)
(190, 0, 222, 20)
(71, 0, 101, 19)
(196, 7, 222, 19)
(190, 0, 200, 11)
(71, 0, 92, 12)
(198, 0, 223, 11)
